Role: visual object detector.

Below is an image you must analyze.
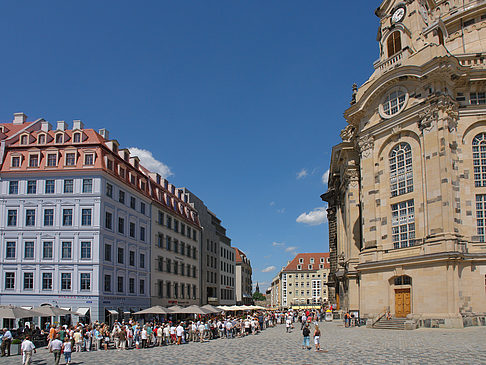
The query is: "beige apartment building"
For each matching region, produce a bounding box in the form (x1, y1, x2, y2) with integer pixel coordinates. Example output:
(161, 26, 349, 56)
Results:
(322, 0, 486, 328)
(280, 253, 330, 310)
(270, 274, 281, 309)
(234, 247, 253, 305)
(149, 177, 201, 307)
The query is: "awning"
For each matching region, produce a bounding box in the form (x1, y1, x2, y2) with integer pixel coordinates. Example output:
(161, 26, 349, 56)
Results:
(107, 309, 118, 315)
(76, 308, 90, 316)
(61, 307, 71, 311)
(21, 306, 33, 310)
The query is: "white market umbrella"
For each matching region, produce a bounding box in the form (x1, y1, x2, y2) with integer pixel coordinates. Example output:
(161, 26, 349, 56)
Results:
(0, 306, 43, 319)
(134, 306, 173, 315)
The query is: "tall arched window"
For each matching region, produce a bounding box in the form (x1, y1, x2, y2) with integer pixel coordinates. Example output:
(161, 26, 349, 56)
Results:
(390, 142, 413, 197)
(473, 133, 486, 187)
(387, 31, 402, 57)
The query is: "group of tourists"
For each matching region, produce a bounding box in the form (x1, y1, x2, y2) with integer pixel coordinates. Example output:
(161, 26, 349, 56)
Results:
(10, 308, 333, 364)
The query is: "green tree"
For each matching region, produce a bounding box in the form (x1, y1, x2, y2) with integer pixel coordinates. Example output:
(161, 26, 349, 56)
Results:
(253, 292, 265, 301)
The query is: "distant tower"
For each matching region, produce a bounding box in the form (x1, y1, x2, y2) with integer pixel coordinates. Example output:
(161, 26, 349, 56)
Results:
(255, 282, 260, 293)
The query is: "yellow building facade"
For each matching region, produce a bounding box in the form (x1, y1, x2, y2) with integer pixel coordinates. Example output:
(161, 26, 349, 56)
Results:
(323, 0, 486, 328)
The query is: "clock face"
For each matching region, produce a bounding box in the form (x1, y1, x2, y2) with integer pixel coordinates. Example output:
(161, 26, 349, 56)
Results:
(392, 7, 405, 23)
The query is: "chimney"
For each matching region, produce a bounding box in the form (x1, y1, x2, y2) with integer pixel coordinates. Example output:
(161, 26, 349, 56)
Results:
(73, 120, 84, 130)
(56, 121, 67, 131)
(13, 112, 27, 125)
(98, 128, 109, 140)
(41, 121, 52, 132)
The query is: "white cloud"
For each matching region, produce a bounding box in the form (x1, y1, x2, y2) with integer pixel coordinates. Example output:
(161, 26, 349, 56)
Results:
(322, 169, 330, 185)
(296, 207, 328, 226)
(285, 246, 298, 252)
(277, 208, 285, 214)
(297, 168, 308, 179)
(128, 147, 173, 178)
(262, 266, 276, 273)
(269, 201, 275, 206)
(272, 242, 285, 247)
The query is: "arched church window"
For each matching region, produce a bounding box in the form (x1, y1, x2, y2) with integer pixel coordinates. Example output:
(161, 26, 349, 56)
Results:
(390, 142, 413, 197)
(472, 133, 486, 187)
(387, 31, 402, 57)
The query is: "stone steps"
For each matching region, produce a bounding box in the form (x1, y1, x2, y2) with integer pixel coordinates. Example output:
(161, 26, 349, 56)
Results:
(373, 317, 407, 330)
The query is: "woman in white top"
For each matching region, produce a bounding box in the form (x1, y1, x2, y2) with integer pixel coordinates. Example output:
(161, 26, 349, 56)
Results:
(62, 337, 72, 364)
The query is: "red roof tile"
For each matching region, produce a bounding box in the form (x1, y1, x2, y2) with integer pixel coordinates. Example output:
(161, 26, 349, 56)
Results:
(283, 252, 330, 272)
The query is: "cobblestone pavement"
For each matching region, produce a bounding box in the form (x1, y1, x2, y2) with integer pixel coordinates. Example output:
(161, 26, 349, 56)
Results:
(1, 322, 485, 365)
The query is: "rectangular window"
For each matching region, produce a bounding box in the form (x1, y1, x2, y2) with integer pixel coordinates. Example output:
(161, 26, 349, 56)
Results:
(471, 92, 486, 105)
(140, 202, 146, 214)
(9, 181, 18, 194)
(166, 236, 171, 251)
(82, 179, 93, 193)
(166, 259, 172, 273)
(119, 190, 125, 204)
(107, 159, 113, 170)
(64, 179, 74, 193)
(158, 211, 164, 225)
(181, 223, 185, 236)
(129, 251, 135, 266)
(391, 199, 415, 249)
(117, 276, 124, 292)
(42, 273, 53, 290)
(24, 241, 34, 259)
(45, 180, 55, 194)
(174, 220, 179, 233)
(29, 154, 38, 167)
(105, 212, 113, 230)
(106, 183, 113, 198)
(174, 240, 179, 253)
(158, 257, 163, 271)
(25, 209, 36, 226)
(81, 209, 92, 226)
(80, 241, 91, 259)
(7, 210, 17, 226)
(167, 216, 172, 229)
(62, 209, 73, 226)
(23, 272, 33, 290)
(11, 156, 20, 167)
(104, 274, 111, 292)
(5, 272, 15, 289)
(105, 244, 112, 261)
(6, 241, 16, 259)
(61, 241, 72, 259)
(84, 153, 94, 165)
(140, 279, 145, 295)
(129, 278, 135, 294)
(65, 153, 76, 166)
(193, 230, 197, 241)
(166, 282, 171, 297)
(118, 217, 125, 234)
(47, 154, 57, 167)
(61, 273, 71, 290)
(129, 222, 135, 238)
(158, 280, 163, 298)
(140, 226, 145, 241)
(130, 197, 136, 209)
(476, 194, 486, 242)
(174, 261, 178, 275)
(27, 180, 37, 194)
(140, 253, 145, 269)
(80, 273, 91, 291)
(42, 208, 54, 226)
(118, 247, 124, 264)
(43, 241, 53, 259)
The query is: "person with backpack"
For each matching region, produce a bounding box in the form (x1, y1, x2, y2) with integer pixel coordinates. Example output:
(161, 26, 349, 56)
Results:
(302, 323, 311, 350)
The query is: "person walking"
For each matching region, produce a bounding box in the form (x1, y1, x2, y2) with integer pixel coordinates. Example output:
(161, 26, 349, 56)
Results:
(1, 329, 12, 357)
(62, 337, 72, 365)
(48, 336, 63, 365)
(285, 317, 292, 333)
(21, 335, 36, 365)
(313, 325, 322, 352)
(302, 324, 311, 350)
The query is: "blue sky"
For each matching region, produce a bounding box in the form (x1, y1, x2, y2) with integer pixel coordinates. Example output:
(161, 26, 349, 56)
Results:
(0, 1, 381, 291)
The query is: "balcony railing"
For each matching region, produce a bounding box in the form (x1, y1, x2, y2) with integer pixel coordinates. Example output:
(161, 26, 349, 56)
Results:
(373, 47, 413, 74)
(457, 53, 486, 69)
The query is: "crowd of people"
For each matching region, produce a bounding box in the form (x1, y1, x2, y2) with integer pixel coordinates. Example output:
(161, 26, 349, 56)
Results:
(6, 308, 333, 364)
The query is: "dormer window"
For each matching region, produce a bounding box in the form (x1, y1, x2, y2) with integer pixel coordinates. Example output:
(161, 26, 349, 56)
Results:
(29, 154, 39, 167)
(11, 156, 20, 168)
(47, 153, 57, 167)
(299, 258, 304, 264)
(20, 135, 28, 145)
(310, 258, 314, 264)
(73, 133, 81, 143)
(297, 265, 302, 270)
(387, 31, 401, 57)
(140, 181, 146, 191)
(38, 134, 46, 145)
(320, 257, 325, 263)
(308, 264, 313, 270)
(124, 151, 129, 161)
(119, 167, 126, 178)
(65, 152, 76, 166)
(55, 133, 63, 144)
(84, 153, 94, 166)
(134, 160, 139, 169)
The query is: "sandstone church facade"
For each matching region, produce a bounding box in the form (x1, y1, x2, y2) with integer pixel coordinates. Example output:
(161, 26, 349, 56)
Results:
(322, 0, 486, 328)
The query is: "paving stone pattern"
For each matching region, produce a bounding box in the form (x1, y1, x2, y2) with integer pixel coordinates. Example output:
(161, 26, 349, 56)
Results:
(1, 322, 485, 364)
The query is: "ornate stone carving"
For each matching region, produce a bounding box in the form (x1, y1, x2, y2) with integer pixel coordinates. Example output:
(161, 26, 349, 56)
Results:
(418, 105, 438, 132)
(439, 98, 459, 132)
(340, 125, 356, 143)
(350, 83, 358, 105)
(357, 134, 374, 158)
